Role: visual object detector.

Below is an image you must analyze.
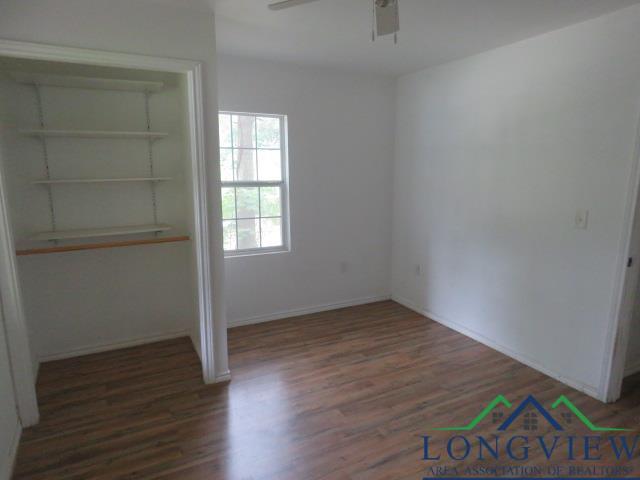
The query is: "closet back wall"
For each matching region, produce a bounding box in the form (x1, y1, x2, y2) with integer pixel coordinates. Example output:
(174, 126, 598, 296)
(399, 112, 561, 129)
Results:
(0, 65, 196, 361)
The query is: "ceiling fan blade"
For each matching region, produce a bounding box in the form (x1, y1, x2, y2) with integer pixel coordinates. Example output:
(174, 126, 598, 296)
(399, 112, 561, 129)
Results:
(375, 0, 399, 36)
(268, 0, 323, 11)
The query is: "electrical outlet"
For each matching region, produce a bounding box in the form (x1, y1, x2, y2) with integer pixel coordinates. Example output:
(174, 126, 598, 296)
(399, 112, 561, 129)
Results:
(575, 209, 589, 230)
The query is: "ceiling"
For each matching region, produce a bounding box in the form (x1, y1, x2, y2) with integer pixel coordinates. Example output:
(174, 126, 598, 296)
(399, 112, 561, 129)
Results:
(212, 0, 640, 76)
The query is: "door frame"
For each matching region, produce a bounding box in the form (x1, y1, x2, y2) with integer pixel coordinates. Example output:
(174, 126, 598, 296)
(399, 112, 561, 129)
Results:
(0, 39, 222, 425)
(0, 134, 39, 426)
(600, 110, 640, 403)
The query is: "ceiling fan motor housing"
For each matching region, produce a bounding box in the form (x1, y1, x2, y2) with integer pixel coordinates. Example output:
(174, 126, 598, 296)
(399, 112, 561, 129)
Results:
(267, 0, 400, 41)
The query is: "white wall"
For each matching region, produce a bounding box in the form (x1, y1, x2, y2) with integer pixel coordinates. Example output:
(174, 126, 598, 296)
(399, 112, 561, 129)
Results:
(392, 4, 640, 398)
(216, 55, 395, 325)
(0, 0, 228, 376)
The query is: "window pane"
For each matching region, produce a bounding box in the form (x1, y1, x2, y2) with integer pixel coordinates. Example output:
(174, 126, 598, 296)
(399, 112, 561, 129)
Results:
(234, 149, 257, 181)
(236, 187, 259, 218)
(219, 112, 288, 254)
(220, 148, 233, 181)
(260, 186, 281, 217)
(221, 187, 236, 220)
(261, 217, 282, 248)
(219, 114, 232, 148)
(257, 116, 280, 148)
(232, 115, 256, 148)
(257, 149, 282, 181)
(237, 219, 260, 249)
(223, 220, 237, 251)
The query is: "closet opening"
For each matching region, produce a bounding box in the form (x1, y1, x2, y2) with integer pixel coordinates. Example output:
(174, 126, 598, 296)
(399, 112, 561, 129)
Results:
(0, 48, 221, 426)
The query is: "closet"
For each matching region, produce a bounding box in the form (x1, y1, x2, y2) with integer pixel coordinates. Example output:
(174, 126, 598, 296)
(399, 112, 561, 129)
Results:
(0, 56, 200, 366)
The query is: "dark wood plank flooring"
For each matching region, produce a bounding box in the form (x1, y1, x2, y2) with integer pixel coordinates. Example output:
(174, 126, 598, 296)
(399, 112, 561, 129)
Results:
(13, 301, 640, 479)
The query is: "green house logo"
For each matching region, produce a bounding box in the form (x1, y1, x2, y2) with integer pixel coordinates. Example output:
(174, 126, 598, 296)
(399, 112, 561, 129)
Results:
(432, 394, 631, 432)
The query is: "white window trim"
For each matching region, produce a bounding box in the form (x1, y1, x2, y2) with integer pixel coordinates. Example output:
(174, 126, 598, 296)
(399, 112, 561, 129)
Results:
(220, 111, 291, 258)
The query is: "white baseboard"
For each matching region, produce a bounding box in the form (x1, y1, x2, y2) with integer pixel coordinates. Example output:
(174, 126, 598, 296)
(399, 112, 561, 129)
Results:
(392, 294, 602, 401)
(625, 357, 640, 377)
(3, 420, 21, 480)
(214, 370, 231, 383)
(38, 330, 191, 362)
(227, 294, 392, 328)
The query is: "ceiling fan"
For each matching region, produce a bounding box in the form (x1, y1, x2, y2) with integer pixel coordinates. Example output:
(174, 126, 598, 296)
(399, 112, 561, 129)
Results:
(267, 0, 400, 43)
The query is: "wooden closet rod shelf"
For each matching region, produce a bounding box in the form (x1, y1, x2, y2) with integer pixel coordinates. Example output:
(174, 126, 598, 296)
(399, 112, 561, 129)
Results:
(16, 236, 190, 256)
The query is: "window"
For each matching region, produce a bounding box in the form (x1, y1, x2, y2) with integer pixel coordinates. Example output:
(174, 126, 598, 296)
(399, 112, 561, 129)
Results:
(218, 112, 289, 255)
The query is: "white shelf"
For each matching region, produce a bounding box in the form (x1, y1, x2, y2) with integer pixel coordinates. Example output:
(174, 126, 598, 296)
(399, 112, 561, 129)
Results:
(32, 177, 172, 185)
(20, 129, 168, 139)
(30, 224, 172, 242)
(11, 72, 163, 93)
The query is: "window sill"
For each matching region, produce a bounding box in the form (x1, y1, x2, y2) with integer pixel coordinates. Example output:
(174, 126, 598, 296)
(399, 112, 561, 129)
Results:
(224, 246, 290, 259)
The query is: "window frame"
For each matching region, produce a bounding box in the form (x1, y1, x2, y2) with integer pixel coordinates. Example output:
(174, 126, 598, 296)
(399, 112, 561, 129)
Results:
(219, 111, 291, 257)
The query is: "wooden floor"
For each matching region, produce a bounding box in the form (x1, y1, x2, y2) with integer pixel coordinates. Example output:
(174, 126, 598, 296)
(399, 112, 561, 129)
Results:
(13, 301, 640, 479)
